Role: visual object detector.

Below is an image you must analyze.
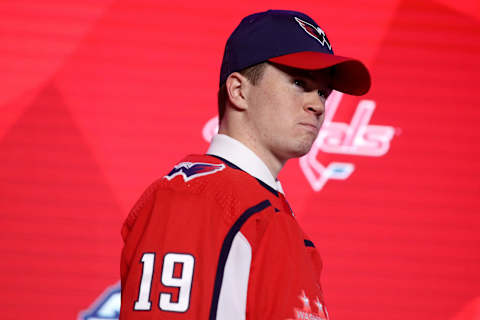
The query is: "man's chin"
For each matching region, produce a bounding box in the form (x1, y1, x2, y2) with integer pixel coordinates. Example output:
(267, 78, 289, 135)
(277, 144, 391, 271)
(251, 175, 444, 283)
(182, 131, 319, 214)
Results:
(285, 142, 315, 160)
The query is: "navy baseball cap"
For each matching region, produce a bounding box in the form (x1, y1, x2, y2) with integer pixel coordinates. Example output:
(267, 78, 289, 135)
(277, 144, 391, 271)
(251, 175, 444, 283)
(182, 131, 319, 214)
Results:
(219, 10, 371, 95)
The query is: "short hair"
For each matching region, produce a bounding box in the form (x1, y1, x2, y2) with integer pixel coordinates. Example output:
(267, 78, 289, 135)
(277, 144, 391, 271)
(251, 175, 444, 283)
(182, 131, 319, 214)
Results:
(217, 62, 267, 121)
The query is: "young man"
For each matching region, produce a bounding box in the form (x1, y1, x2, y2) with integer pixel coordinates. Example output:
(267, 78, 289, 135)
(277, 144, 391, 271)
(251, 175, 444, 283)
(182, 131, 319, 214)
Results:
(119, 10, 370, 320)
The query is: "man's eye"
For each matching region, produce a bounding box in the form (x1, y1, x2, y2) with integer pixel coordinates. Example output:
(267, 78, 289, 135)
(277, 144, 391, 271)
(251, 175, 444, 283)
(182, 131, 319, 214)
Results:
(294, 79, 306, 88)
(318, 89, 330, 99)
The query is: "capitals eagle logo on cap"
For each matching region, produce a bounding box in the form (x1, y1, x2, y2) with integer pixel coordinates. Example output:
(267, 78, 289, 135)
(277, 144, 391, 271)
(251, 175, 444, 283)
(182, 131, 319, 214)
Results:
(295, 17, 332, 50)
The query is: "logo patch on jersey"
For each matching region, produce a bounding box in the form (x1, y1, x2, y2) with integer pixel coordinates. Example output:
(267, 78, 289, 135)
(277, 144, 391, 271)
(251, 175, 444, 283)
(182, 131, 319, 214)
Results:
(288, 290, 329, 320)
(165, 162, 225, 182)
(295, 17, 332, 50)
(78, 282, 121, 320)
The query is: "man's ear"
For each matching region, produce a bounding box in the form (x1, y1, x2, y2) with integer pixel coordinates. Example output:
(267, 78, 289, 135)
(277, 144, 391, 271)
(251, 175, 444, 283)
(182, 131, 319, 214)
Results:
(225, 72, 250, 111)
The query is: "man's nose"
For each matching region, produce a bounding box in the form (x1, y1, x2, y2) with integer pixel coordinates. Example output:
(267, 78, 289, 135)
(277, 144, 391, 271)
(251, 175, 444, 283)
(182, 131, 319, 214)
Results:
(304, 91, 326, 117)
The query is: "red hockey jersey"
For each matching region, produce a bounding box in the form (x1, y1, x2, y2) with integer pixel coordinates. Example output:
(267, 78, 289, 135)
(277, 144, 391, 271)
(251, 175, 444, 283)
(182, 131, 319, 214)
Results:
(120, 154, 328, 320)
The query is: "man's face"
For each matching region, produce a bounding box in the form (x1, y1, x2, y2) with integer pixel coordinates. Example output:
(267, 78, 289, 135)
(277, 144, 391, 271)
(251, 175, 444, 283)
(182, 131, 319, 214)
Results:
(245, 62, 332, 163)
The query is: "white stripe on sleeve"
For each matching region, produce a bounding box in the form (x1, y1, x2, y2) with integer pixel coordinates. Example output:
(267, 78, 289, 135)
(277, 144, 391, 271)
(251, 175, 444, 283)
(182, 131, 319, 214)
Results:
(216, 231, 252, 320)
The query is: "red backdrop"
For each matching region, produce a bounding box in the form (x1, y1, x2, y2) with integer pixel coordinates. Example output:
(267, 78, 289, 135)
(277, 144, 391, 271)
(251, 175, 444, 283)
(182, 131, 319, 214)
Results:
(1, 1, 479, 319)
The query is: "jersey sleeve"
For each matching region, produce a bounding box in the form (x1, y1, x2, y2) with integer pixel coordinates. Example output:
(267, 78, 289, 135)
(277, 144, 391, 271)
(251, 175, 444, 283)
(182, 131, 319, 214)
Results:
(119, 174, 328, 320)
(119, 182, 230, 320)
(239, 206, 329, 320)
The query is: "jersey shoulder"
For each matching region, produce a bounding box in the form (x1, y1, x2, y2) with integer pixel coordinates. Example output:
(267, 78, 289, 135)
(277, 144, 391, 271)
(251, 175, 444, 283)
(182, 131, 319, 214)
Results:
(163, 154, 275, 205)
(121, 154, 275, 241)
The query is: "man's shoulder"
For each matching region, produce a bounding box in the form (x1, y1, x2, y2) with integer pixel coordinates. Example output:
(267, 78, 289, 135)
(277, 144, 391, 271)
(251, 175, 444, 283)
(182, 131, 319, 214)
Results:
(159, 154, 277, 216)
(122, 154, 273, 238)
(163, 154, 261, 192)
(163, 154, 231, 188)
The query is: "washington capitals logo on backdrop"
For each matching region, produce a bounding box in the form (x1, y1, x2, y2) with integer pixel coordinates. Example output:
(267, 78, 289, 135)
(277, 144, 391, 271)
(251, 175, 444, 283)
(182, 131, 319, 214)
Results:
(165, 162, 225, 182)
(78, 282, 120, 320)
(295, 17, 332, 50)
(202, 91, 397, 192)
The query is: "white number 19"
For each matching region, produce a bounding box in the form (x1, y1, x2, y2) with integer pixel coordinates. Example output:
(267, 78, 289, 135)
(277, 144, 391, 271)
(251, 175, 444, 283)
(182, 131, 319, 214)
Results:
(134, 252, 195, 313)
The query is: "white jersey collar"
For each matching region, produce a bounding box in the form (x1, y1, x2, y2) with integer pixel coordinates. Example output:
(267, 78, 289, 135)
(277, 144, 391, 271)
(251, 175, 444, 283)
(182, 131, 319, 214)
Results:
(207, 134, 284, 194)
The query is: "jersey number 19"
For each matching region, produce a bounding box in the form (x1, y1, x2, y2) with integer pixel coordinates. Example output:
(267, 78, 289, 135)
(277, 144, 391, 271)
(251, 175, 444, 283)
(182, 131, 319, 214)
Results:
(133, 252, 195, 313)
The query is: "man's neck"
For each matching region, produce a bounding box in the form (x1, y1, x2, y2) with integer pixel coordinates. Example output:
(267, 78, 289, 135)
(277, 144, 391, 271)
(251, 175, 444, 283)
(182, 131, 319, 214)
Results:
(217, 128, 284, 179)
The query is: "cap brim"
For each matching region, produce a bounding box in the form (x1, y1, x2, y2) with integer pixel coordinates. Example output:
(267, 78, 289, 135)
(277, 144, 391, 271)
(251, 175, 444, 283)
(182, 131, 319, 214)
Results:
(269, 51, 371, 96)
